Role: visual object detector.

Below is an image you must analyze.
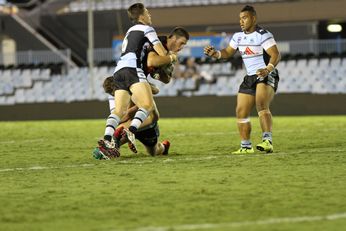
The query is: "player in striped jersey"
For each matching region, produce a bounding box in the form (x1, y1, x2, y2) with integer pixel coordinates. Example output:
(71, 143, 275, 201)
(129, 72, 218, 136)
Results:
(204, 5, 281, 154)
(98, 3, 178, 156)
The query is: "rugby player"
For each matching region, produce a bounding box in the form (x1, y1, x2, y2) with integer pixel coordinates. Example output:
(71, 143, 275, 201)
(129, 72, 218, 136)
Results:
(204, 5, 281, 154)
(95, 27, 189, 158)
(98, 3, 178, 156)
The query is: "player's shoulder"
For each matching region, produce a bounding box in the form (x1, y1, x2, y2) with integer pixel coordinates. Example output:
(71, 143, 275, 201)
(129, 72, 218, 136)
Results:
(158, 35, 168, 45)
(232, 32, 243, 39)
(255, 26, 273, 37)
(231, 32, 243, 42)
(255, 26, 269, 34)
(129, 23, 154, 33)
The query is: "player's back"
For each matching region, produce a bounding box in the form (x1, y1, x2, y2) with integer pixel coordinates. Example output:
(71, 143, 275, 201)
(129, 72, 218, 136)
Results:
(115, 24, 160, 73)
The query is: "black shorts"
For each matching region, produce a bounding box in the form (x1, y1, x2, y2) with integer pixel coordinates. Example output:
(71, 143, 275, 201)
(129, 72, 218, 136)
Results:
(113, 67, 147, 92)
(239, 69, 280, 95)
(135, 122, 160, 147)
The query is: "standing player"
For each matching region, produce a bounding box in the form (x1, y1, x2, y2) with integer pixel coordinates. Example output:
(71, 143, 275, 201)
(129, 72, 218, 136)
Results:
(204, 5, 281, 154)
(98, 3, 177, 155)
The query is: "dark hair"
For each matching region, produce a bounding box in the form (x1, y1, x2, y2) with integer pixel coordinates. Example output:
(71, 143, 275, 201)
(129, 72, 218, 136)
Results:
(241, 5, 256, 16)
(103, 76, 116, 96)
(127, 3, 145, 23)
(169, 27, 190, 40)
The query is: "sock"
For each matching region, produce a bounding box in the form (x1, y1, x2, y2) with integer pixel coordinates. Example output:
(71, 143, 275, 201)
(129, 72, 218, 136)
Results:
(104, 114, 120, 141)
(129, 108, 149, 133)
(262, 132, 272, 143)
(241, 140, 252, 149)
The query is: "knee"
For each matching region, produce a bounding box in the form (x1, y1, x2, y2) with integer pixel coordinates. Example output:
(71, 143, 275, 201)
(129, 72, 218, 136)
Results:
(146, 146, 156, 156)
(140, 102, 154, 112)
(258, 109, 271, 117)
(236, 106, 248, 118)
(114, 107, 128, 118)
(256, 103, 269, 112)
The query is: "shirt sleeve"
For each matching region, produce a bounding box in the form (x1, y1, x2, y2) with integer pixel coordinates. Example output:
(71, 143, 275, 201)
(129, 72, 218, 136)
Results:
(144, 26, 161, 45)
(229, 33, 239, 49)
(261, 31, 277, 50)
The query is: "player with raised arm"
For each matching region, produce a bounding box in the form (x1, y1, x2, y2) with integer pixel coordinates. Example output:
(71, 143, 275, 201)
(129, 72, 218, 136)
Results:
(204, 5, 281, 154)
(97, 3, 178, 158)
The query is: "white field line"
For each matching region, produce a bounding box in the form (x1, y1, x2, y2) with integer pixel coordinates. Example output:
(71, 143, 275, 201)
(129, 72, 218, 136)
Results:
(133, 212, 346, 231)
(0, 154, 283, 173)
(0, 148, 344, 173)
(0, 164, 95, 172)
(0, 138, 46, 144)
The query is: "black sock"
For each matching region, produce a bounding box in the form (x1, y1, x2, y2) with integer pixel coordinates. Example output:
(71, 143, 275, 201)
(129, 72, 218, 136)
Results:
(129, 126, 137, 133)
(104, 135, 112, 142)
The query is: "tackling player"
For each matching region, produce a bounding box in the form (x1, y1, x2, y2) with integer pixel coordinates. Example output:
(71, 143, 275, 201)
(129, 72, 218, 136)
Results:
(95, 27, 189, 158)
(98, 3, 178, 156)
(204, 5, 281, 154)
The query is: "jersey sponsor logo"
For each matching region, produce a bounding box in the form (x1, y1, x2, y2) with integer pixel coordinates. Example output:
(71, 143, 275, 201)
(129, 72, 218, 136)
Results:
(244, 47, 255, 55)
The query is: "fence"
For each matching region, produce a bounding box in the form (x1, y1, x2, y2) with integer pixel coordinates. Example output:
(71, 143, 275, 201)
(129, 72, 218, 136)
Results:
(1, 39, 345, 66)
(0, 49, 72, 66)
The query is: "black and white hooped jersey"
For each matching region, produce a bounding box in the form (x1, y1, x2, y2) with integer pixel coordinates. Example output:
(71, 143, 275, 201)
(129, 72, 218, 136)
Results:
(114, 23, 161, 73)
(229, 26, 277, 75)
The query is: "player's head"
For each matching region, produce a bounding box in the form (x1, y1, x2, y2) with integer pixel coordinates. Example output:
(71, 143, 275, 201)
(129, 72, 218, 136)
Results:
(167, 27, 189, 53)
(103, 76, 116, 96)
(239, 5, 257, 33)
(127, 3, 152, 25)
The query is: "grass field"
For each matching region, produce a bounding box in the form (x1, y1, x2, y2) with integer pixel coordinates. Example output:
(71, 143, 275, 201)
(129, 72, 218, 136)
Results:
(0, 116, 346, 231)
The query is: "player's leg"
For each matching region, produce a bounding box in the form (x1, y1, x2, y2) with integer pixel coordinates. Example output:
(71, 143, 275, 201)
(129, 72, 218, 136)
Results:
(232, 93, 255, 154)
(255, 83, 275, 153)
(96, 89, 131, 158)
(103, 89, 131, 142)
(114, 103, 159, 151)
(145, 140, 170, 156)
(108, 95, 115, 114)
(94, 91, 129, 160)
(135, 122, 169, 156)
(128, 81, 155, 133)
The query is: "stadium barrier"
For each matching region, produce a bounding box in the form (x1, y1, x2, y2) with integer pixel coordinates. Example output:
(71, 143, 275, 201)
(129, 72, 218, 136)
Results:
(0, 94, 345, 121)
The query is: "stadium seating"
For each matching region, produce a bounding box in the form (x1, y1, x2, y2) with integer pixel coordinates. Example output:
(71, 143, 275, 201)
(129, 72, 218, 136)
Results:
(65, 0, 284, 13)
(0, 56, 345, 105)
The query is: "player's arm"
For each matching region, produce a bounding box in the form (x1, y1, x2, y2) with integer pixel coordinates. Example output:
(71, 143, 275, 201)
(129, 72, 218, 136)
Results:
(265, 45, 281, 68)
(204, 45, 237, 59)
(147, 50, 173, 67)
(145, 26, 178, 62)
(120, 101, 138, 123)
(153, 43, 178, 64)
(151, 100, 160, 122)
(256, 45, 281, 78)
(147, 50, 175, 84)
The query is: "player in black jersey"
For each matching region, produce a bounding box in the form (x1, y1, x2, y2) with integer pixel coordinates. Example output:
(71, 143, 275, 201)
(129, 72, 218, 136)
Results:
(204, 5, 281, 154)
(97, 3, 178, 157)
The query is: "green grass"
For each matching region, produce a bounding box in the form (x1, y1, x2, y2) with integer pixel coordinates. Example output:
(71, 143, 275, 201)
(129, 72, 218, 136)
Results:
(0, 116, 345, 231)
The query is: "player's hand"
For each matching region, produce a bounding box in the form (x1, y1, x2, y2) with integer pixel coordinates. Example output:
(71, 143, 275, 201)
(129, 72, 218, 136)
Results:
(169, 53, 178, 63)
(256, 68, 270, 78)
(204, 45, 217, 57)
(163, 63, 174, 77)
(149, 82, 160, 95)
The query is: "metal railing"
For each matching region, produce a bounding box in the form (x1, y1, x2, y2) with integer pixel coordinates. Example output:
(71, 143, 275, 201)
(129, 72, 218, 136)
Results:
(64, 0, 284, 13)
(0, 49, 72, 66)
(1, 39, 345, 67)
(277, 39, 346, 55)
(93, 38, 346, 63)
